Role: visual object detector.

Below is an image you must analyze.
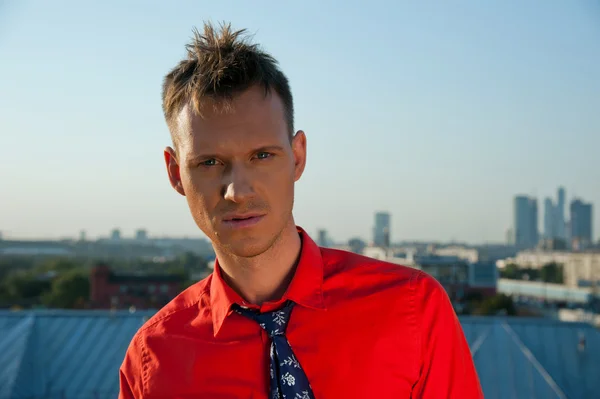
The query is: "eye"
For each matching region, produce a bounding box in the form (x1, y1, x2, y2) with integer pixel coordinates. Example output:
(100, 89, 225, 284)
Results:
(256, 152, 273, 160)
(200, 158, 218, 167)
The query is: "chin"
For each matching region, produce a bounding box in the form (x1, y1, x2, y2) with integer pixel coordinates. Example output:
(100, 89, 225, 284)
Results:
(226, 240, 273, 258)
(218, 227, 283, 258)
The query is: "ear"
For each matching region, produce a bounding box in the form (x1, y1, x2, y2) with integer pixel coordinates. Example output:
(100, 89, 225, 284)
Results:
(291, 130, 307, 182)
(164, 147, 186, 196)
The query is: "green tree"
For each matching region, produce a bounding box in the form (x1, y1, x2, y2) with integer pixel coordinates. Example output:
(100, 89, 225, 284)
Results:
(164, 266, 188, 280)
(500, 264, 521, 279)
(177, 252, 208, 271)
(540, 262, 563, 284)
(2, 272, 51, 300)
(42, 268, 90, 309)
(500, 264, 542, 281)
(34, 258, 79, 274)
(474, 294, 516, 316)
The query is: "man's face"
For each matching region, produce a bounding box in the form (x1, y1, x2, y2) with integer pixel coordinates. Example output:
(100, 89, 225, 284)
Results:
(165, 86, 306, 258)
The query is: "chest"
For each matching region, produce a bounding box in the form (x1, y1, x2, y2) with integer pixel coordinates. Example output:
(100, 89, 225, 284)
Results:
(142, 304, 419, 399)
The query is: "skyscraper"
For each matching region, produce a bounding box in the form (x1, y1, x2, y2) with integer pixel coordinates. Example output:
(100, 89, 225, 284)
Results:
(556, 187, 566, 240)
(544, 197, 556, 239)
(373, 212, 391, 247)
(317, 229, 329, 247)
(111, 228, 121, 241)
(531, 198, 539, 247)
(570, 199, 593, 248)
(514, 196, 539, 249)
(542, 187, 568, 242)
(506, 228, 515, 245)
(135, 229, 148, 241)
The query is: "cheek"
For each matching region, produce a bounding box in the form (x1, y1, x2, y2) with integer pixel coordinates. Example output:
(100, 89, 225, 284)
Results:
(183, 169, 216, 194)
(184, 187, 219, 237)
(182, 172, 220, 212)
(262, 166, 295, 204)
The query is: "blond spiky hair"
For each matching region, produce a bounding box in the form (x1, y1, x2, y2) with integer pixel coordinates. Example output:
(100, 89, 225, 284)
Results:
(161, 21, 294, 145)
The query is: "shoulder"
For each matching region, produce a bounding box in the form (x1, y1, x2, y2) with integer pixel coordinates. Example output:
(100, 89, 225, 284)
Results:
(119, 276, 213, 395)
(321, 247, 421, 285)
(320, 247, 447, 304)
(129, 274, 211, 342)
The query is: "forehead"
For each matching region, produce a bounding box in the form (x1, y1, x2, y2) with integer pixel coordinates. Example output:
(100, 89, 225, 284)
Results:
(175, 86, 288, 157)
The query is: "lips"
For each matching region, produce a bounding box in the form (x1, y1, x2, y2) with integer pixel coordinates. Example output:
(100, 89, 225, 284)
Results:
(222, 213, 265, 229)
(223, 213, 263, 222)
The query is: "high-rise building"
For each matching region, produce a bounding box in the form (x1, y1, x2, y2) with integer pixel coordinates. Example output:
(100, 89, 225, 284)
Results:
(556, 187, 566, 240)
(373, 212, 391, 247)
(514, 196, 539, 249)
(135, 229, 148, 241)
(348, 238, 366, 254)
(317, 229, 329, 247)
(570, 199, 593, 248)
(111, 229, 121, 241)
(543, 187, 567, 241)
(506, 228, 515, 245)
(544, 198, 556, 239)
(530, 198, 539, 247)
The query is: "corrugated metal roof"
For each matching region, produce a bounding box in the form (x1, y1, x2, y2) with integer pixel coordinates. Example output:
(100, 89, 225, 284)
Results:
(0, 310, 154, 399)
(463, 316, 600, 399)
(0, 311, 598, 399)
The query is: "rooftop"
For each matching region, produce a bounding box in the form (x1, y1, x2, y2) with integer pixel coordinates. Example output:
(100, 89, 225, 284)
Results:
(0, 310, 598, 399)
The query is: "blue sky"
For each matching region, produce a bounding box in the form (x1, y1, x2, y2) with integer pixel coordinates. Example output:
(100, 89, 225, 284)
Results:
(1, 0, 599, 243)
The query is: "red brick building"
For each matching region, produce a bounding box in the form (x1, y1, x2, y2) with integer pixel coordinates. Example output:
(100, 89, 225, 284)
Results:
(90, 263, 186, 310)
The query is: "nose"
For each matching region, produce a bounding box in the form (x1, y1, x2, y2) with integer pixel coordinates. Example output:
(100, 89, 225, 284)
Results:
(222, 163, 256, 203)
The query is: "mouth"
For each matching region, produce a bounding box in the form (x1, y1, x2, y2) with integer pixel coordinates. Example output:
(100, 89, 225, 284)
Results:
(222, 213, 265, 229)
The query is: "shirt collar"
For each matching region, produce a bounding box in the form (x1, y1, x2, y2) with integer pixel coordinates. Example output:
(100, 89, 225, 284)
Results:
(209, 226, 326, 337)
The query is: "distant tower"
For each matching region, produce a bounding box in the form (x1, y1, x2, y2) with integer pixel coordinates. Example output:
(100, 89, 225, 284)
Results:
(531, 198, 539, 247)
(506, 228, 515, 245)
(135, 229, 148, 241)
(556, 187, 566, 240)
(348, 238, 366, 254)
(543, 198, 556, 239)
(79, 230, 87, 242)
(317, 229, 329, 247)
(383, 227, 390, 249)
(111, 229, 121, 240)
(514, 196, 539, 249)
(570, 199, 593, 249)
(373, 212, 391, 247)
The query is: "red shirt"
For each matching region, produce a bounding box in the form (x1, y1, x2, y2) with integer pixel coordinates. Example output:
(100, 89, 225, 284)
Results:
(119, 227, 483, 398)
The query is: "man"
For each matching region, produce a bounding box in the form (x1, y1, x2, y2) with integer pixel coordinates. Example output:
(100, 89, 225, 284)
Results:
(119, 22, 483, 399)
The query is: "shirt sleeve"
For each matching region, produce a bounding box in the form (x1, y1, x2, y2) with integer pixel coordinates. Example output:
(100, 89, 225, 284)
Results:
(118, 334, 145, 399)
(411, 271, 484, 398)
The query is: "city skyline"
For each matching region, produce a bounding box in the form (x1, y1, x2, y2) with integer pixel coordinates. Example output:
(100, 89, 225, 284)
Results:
(513, 186, 596, 250)
(3, 186, 597, 247)
(1, 1, 599, 243)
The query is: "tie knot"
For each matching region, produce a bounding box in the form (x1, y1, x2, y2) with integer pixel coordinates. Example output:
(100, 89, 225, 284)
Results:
(233, 301, 294, 337)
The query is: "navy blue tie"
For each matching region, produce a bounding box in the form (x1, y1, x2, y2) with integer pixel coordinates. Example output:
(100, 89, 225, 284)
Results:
(233, 301, 316, 399)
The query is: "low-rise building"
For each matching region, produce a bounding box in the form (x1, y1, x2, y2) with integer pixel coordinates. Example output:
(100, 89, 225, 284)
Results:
(362, 247, 498, 302)
(498, 278, 595, 306)
(498, 250, 600, 289)
(90, 264, 185, 310)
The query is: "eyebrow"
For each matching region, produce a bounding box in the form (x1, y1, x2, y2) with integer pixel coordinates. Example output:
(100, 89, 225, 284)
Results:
(187, 145, 286, 165)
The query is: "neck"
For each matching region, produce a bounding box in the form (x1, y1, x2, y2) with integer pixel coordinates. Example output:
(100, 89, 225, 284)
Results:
(214, 220, 302, 306)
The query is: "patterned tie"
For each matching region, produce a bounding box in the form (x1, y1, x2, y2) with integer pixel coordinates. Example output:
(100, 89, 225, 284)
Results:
(233, 301, 316, 399)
